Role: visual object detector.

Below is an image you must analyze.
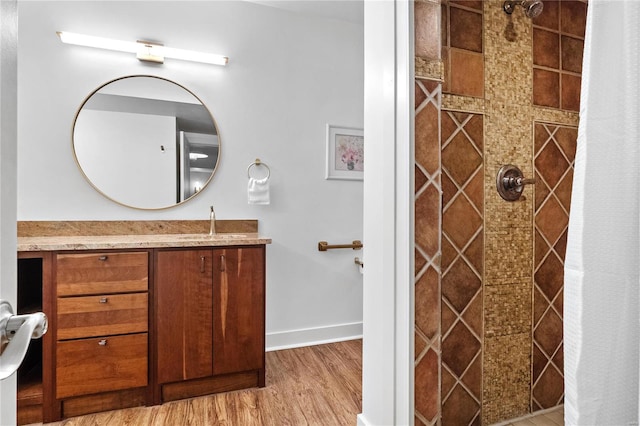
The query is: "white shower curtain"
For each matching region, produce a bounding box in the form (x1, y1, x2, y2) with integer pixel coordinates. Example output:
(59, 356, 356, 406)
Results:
(564, 1, 640, 425)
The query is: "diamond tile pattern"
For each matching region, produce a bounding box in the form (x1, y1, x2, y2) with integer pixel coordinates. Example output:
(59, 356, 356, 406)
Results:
(442, 111, 483, 425)
(442, 322, 481, 377)
(533, 123, 577, 411)
(442, 259, 481, 313)
(443, 195, 482, 251)
(414, 79, 442, 425)
(442, 134, 483, 188)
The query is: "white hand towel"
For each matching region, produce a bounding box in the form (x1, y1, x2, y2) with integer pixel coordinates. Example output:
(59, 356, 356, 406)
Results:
(248, 177, 270, 205)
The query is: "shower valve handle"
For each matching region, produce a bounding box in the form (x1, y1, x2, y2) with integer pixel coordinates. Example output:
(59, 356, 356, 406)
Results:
(506, 176, 536, 188)
(497, 165, 535, 201)
(517, 177, 537, 186)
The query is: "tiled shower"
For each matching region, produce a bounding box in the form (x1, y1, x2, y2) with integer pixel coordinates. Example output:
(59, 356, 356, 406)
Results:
(413, 0, 586, 424)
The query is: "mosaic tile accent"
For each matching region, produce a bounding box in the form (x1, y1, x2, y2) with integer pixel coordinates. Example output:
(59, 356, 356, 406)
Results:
(532, 123, 577, 411)
(532, 0, 587, 112)
(483, 333, 531, 422)
(441, 110, 483, 426)
(415, 78, 443, 426)
(482, 0, 534, 423)
(416, 57, 445, 81)
(442, 94, 486, 114)
(532, 106, 579, 127)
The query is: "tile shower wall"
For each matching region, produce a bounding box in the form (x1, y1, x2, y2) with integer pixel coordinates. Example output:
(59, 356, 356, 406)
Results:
(533, 123, 576, 410)
(415, 1, 443, 425)
(415, 79, 443, 426)
(532, 1, 586, 110)
(441, 111, 484, 425)
(414, 0, 585, 424)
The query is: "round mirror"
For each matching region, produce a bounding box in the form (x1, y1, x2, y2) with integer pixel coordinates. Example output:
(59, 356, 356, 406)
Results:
(72, 75, 220, 209)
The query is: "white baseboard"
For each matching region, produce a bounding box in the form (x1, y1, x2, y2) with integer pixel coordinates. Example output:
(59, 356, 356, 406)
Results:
(266, 321, 363, 352)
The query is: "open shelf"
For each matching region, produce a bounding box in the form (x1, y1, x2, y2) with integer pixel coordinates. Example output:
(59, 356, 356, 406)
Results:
(18, 359, 42, 406)
(17, 257, 44, 425)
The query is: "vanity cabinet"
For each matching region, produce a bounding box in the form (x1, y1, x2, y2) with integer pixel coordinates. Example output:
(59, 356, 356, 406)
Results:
(54, 252, 149, 408)
(155, 246, 265, 401)
(16, 224, 269, 424)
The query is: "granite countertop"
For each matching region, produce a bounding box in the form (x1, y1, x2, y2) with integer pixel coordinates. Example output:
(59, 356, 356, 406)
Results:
(18, 233, 272, 252)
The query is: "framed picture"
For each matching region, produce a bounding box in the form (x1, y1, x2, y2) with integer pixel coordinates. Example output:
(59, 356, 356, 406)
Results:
(325, 124, 364, 181)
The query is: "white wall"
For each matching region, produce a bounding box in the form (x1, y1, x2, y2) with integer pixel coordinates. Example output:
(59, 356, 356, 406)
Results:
(17, 1, 364, 349)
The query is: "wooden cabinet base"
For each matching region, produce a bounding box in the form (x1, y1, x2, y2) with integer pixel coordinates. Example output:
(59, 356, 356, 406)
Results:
(61, 387, 147, 419)
(161, 370, 265, 403)
(17, 404, 41, 426)
(17, 375, 43, 425)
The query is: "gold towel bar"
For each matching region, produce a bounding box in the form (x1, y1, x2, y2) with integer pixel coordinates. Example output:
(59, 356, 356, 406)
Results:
(318, 240, 363, 251)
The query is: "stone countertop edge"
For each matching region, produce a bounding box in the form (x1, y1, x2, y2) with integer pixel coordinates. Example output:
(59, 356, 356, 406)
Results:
(17, 233, 272, 252)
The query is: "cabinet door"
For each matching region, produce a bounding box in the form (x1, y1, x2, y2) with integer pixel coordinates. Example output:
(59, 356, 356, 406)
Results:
(156, 250, 213, 384)
(212, 247, 265, 375)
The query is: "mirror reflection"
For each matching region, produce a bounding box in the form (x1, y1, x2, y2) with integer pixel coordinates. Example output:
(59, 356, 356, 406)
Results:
(73, 75, 220, 209)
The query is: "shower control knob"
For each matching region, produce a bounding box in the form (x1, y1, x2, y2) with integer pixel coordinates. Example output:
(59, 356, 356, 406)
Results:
(504, 175, 536, 190)
(496, 164, 536, 201)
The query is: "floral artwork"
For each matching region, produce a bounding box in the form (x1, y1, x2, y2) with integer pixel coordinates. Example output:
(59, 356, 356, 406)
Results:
(335, 134, 364, 172)
(326, 125, 364, 181)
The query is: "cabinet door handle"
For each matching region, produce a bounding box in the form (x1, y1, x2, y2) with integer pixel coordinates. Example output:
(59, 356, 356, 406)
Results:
(98, 255, 108, 261)
(98, 339, 107, 346)
(220, 255, 226, 272)
(99, 297, 108, 304)
(200, 256, 206, 273)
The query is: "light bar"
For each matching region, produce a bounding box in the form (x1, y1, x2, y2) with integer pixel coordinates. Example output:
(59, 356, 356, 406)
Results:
(56, 31, 229, 66)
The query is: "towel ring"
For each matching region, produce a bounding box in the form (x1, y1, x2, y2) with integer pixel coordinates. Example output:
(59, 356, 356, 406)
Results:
(247, 158, 271, 179)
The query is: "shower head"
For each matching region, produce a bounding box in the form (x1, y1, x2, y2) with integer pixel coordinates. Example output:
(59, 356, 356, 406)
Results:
(503, 0, 544, 18)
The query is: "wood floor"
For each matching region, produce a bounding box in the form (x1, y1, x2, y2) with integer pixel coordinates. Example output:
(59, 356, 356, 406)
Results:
(34, 339, 362, 426)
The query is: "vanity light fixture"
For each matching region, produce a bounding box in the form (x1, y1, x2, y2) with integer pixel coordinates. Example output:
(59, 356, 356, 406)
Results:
(56, 31, 229, 66)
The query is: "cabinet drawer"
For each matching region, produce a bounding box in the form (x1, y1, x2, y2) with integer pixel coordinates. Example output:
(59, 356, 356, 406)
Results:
(57, 293, 148, 340)
(57, 252, 148, 296)
(56, 333, 148, 399)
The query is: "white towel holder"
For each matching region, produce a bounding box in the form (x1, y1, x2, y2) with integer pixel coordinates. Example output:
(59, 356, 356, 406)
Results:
(247, 158, 271, 180)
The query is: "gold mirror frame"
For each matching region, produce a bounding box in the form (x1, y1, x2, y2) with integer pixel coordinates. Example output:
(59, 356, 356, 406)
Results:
(72, 75, 221, 210)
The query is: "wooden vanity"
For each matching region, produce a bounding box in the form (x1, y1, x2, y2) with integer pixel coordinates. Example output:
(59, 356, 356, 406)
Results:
(16, 220, 270, 424)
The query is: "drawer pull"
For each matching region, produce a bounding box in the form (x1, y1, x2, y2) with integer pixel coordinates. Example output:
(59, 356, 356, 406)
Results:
(200, 256, 206, 273)
(98, 255, 108, 261)
(99, 297, 108, 304)
(98, 339, 107, 346)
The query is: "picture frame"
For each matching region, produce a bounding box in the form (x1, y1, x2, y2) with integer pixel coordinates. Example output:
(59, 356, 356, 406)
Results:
(325, 124, 364, 181)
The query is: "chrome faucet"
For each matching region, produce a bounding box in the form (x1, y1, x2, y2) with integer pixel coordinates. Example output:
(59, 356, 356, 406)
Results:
(209, 205, 216, 236)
